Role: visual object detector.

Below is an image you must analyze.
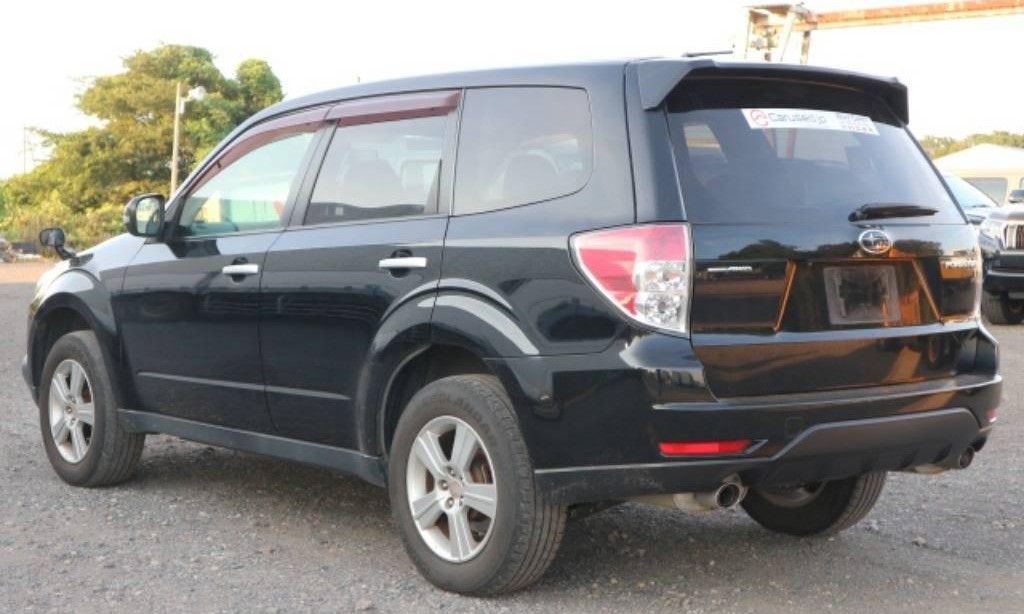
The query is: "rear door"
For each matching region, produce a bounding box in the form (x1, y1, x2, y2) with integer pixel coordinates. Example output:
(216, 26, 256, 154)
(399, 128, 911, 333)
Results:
(664, 76, 982, 398)
(258, 91, 459, 448)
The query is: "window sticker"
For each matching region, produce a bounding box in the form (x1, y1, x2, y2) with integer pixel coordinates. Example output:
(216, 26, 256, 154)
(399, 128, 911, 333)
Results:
(742, 108, 879, 136)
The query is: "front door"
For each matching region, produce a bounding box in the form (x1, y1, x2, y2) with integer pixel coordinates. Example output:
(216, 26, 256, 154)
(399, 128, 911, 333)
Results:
(259, 91, 459, 448)
(118, 111, 324, 431)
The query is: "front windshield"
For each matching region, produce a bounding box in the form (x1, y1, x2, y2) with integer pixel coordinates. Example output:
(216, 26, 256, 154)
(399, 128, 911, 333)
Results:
(943, 175, 998, 209)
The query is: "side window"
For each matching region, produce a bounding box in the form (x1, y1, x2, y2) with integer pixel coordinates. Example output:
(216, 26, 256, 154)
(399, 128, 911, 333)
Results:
(305, 116, 447, 225)
(178, 132, 315, 237)
(966, 177, 1008, 204)
(454, 87, 593, 215)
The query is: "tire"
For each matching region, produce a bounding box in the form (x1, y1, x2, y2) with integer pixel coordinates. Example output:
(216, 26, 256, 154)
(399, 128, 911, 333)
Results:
(741, 472, 886, 537)
(388, 374, 566, 595)
(982, 292, 1024, 325)
(38, 330, 145, 487)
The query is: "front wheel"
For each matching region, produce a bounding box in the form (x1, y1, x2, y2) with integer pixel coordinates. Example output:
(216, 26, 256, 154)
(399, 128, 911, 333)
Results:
(38, 331, 145, 486)
(982, 292, 1024, 325)
(741, 473, 886, 536)
(388, 375, 566, 595)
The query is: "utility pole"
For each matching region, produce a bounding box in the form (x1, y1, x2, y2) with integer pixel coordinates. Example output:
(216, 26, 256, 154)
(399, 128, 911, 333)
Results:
(169, 82, 206, 196)
(23, 126, 29, 174)
(170, 82, 182, 196)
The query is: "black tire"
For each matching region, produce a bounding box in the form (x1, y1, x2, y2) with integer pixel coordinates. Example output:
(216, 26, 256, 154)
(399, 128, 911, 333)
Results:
(388, 374, 566, 595)
(982, 292, 1024, 325)
(38, 330, 145, 486)
(741, 472, 886, 537)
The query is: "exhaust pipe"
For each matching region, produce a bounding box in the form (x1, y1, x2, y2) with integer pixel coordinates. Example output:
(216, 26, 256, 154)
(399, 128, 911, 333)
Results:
(632, 475, 748, 512)
(911, 446, 977, 474)
(956, 446, 975, 469)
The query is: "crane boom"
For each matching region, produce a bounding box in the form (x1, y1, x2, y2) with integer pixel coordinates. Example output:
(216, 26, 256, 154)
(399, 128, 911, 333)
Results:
(742, 1, 1024, 62)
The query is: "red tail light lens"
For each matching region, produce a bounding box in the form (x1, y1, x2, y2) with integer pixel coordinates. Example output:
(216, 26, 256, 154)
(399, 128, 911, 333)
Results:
(659, 440, 752, 456)
(571, 224, 691, 334)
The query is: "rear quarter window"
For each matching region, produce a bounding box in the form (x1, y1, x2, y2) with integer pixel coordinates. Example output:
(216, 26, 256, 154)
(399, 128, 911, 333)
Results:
(668, 78, 963, 225)
(453, 87, 593, 215)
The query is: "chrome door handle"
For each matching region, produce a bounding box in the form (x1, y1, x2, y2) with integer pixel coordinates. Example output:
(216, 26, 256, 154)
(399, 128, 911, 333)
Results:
(378, 257, 427, 270)
(221, 263, 260, 276)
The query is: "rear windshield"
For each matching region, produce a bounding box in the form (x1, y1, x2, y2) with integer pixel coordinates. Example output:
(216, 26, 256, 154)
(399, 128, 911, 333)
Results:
(667, 78, 962, 224)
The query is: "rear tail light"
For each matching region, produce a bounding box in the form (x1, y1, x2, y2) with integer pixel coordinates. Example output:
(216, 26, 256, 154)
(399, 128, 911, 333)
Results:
(571, 224, 691, 334)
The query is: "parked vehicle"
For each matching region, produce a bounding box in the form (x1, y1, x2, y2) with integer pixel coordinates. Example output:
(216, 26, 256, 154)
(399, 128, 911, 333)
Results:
(24, 58, 1000, 595)
(978, 204, 1024, 323)
(944, 174, 999, 225)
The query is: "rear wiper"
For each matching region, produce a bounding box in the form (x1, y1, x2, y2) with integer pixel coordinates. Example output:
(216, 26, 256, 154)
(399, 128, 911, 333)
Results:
(848, 203, 940, 222)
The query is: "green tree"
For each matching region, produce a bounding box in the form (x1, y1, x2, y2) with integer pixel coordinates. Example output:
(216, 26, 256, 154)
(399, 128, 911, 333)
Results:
(1, 44, 283, 249)
(920, 131, 1024, 160)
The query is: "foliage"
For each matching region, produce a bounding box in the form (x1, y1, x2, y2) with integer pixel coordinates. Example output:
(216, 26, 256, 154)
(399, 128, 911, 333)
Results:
(0, 45, 283, 250)
(919, 131, 1024, 160)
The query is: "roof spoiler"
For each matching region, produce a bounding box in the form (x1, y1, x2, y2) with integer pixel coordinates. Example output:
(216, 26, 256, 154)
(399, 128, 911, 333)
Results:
(634, 58, 909, 125)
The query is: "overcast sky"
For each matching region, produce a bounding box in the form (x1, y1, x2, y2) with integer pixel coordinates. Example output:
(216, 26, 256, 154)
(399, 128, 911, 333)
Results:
(3, 0, 1022, 179)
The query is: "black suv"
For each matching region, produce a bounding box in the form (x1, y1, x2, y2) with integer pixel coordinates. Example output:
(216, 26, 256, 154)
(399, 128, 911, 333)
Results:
(978, 204, 1024, 323)
(24, 58, 1000, 595)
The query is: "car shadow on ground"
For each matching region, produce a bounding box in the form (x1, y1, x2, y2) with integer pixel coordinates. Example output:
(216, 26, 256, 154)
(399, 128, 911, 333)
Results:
(120, 436, 915, 598)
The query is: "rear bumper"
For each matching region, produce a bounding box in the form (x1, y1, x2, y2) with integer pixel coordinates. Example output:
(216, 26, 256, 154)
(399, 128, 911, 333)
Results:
(984, 268, 1024, 297)
(536, 407, 993, 504)
(491, 324, 1000, 505)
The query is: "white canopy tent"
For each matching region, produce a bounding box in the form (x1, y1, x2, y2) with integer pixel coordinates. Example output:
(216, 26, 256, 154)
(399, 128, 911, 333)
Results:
(934, 144, 1024, 205)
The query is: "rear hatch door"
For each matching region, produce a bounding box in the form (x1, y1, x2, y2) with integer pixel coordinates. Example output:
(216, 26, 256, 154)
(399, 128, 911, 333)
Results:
(665, 74, 981, 398)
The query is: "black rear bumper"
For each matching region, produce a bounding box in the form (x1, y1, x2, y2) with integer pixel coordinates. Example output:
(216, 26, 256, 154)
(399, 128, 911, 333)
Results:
(984, 268, 1024, 297)
(536, 407, 992, 504)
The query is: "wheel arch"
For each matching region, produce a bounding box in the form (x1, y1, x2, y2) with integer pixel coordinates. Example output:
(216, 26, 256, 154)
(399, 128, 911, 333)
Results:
(355, 288, 546, 461)
(29, 272, 125, 406)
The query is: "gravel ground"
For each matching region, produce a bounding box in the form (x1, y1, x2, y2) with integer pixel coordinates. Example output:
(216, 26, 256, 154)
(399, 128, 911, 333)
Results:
(1, 262, 1022, 613)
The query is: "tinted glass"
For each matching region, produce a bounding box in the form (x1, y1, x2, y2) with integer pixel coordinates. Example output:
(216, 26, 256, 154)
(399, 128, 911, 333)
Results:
(306, 116, 446, 225)
(965, 177, 1008, 204)
(667, 79, 961, 224)
(944, 175, 997, 208)
(454, 87, 592, 215)
(178, 133, 314, 236)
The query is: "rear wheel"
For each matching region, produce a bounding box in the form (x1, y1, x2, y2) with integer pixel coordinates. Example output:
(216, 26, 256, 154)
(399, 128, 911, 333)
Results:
(741, 472, 886, 536)
(38, 331, 145, 486)
(388, 374, 566, 595)
(982, 292, 1024, 325)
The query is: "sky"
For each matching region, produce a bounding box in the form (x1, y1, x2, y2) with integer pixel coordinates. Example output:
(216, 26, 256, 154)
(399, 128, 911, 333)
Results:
(2, 0, 1023, 179)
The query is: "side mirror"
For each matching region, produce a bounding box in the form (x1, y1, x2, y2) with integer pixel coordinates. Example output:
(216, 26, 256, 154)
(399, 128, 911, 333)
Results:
(124, 193, 166, 237)
(39, 227, 77, 261)
(1008, 189, 1024, 205)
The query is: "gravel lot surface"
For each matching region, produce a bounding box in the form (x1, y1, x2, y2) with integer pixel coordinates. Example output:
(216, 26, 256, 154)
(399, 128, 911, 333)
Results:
(1, 261, 1022, 613)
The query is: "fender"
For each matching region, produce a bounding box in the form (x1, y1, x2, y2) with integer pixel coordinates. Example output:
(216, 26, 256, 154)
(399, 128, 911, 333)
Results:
(26, 233, 144, 404)
(353, 284, 549, 459)
(28, 270, 124, 405)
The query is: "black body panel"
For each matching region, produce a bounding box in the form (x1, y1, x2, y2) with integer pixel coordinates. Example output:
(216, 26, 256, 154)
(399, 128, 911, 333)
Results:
(260, 217, 447, 447)
(118, 235, 279, 431)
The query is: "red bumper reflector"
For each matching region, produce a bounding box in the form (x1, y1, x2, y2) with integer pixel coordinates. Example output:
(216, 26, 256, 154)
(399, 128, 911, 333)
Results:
(986, 409, 998, 423)
(659, 440, 752, 456)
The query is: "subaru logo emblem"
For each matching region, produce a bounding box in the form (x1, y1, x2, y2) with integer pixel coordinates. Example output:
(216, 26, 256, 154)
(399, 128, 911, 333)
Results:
(858, 229, 893, 255)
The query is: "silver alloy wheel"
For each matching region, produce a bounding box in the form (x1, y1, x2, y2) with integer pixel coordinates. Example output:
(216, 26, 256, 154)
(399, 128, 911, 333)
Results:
(48, 359, 95, 464)
(406, 416, 498, 563)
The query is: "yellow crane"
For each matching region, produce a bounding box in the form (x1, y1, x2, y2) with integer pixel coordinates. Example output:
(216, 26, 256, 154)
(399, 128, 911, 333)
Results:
(740, 1, 1024, 63)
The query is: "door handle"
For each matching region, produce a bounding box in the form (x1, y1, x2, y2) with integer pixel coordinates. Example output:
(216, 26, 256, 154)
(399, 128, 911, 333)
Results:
(221, 263, 260, 276)
(378, 257, 427, 270)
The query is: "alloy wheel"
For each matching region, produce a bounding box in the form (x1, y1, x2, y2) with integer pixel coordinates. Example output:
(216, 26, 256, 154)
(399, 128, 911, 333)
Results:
(48, 359, 95, 463)
(405, 416, 498, 563)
